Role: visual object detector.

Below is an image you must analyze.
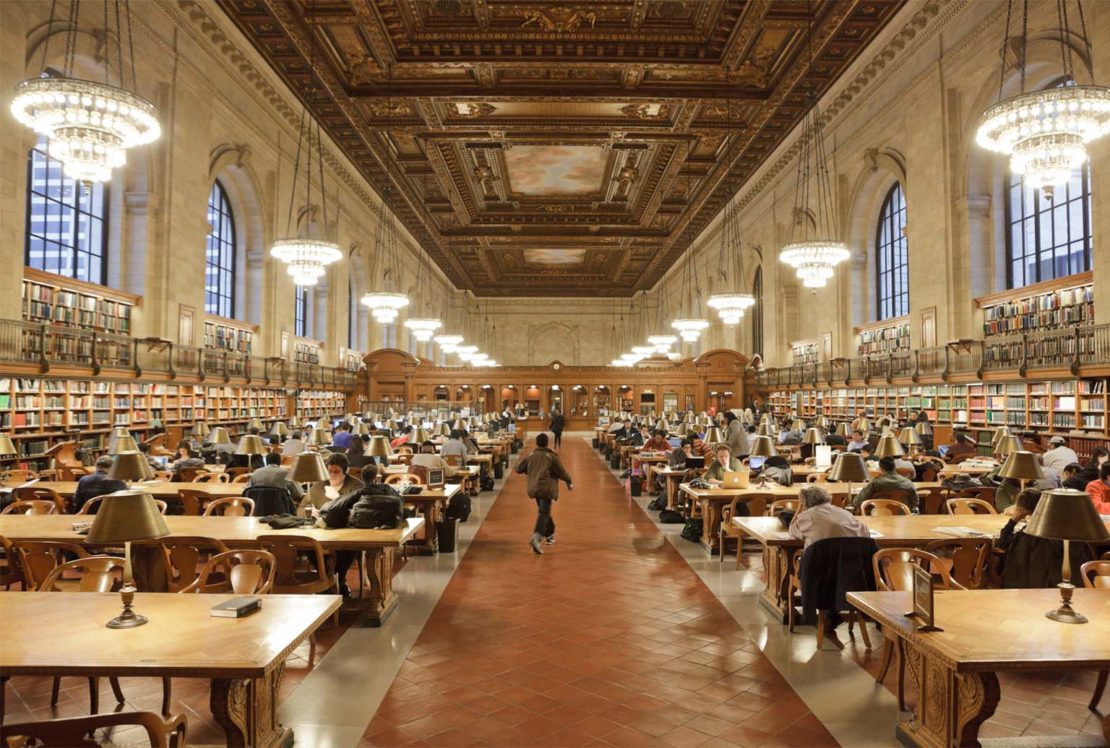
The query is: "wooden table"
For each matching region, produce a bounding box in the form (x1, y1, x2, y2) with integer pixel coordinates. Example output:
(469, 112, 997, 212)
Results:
(655, 467, 690, 511)
(0, 515, 422, 625)
(937, 463, 996, 478)
(847, 589, 1110, 748)
(30, 480, 246, 502)
(633, 452, 669, 487)
(400, 484, 462, 555)
(0, 592, 340, 747)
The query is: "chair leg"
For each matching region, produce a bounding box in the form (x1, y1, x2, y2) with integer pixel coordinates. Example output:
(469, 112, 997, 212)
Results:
(161, 677, 172, 716)
(308, 632, 317, 668)
(108, 677, 125, 704)
(735, 534, 743, 570)
(855, 613, 872, 650)
(816, 611, 825, 650)
(1090, 670, 1107, 711)
(51, 677, 61, 707)
(876, 638, 895, 683)
(787, 583, 796, 632)
(87, 677, 99, 715)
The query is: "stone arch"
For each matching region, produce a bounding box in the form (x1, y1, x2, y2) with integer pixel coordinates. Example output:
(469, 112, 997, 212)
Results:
(208, 144, 267, 324)
(845, 147, 908, 329)
(527, 321, 580, 366)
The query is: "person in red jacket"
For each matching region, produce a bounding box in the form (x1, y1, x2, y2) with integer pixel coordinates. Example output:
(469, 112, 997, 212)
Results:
(1083, 463, 1110, 514)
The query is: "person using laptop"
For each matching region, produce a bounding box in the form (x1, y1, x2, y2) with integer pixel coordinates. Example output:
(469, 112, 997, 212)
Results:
(643, 429, 671, 453)
(704, 444, 744, 486)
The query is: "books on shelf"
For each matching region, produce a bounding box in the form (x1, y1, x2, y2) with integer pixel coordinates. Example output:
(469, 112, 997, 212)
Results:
(980, 281, 1093, 337)
(21, 269, 136, 335)
(856, 321, 910, 356)
(203, 317, 255, 354)
(791, 342, 818, 366)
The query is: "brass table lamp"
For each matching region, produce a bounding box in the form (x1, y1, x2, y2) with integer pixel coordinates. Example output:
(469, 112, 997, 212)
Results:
(873, 434, 905, 459)
(756, 423, 773, 438)
(802, 428, 823, 447)
(413, 427, 431, 443)
(835, 423, 851, 438)
(816, 416, 831, 431)
(995, 434, 1022, 459)
(451, 419, 466, 431)
(190, 422, 211, 440)
(86, 489, 170, 628)
(108, 427, 138, 456)
(108, 451, 155, 482)
(235, 435, 267, 456)
(308, 427, 332, 448)
(703, 427, 725, 447)
(352, 421, 371, 436)
(208, 427, 232, 447)
(289, 452, 329, 483)
(437, 422, 452, 437)
(998, 450, 1044, 494)
(271, 422, 290, 439)
(898, 427, 922, 454)
(288, 416, 303, 430)
(750, 435, 776, 458)
(990, 425, 1011, 449)
(790, 418, 805, 432)
(0, 434, 18, 458)
(1025, 489, 1110, 624)
(247, 417, 263, 432)
(367, 435, 394, 459)
(829, 452, 869, 500)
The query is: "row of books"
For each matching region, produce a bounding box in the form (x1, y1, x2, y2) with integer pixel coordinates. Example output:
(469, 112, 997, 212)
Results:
(981, 284, 1093, 337)
(857, 322, 911, 356)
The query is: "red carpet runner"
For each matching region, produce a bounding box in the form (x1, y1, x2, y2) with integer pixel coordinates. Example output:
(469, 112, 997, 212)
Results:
(362, 437, 836, 747)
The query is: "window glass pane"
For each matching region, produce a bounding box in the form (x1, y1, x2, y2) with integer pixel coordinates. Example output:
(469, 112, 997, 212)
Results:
(204, 181, 236, 318)
(1005, 163, 1091, 289)
(875, 183, 908, 321)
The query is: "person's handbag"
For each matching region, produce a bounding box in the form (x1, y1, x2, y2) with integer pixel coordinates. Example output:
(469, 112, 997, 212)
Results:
(680, 518, 704, 542)
(659, 509, 684, 524)
(350, 494, 404, 529)
(629, 475, 642, 497)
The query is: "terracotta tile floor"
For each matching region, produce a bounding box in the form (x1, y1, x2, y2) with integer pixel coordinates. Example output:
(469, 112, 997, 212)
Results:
(361, 438, 836, 747)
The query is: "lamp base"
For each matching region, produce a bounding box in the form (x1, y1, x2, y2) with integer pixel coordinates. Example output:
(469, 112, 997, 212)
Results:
(106, 584, 148, 629)
(1045, 582, 1088, 624)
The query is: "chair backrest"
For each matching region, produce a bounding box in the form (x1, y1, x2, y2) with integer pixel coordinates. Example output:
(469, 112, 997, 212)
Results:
(796, 536, 879, 607)
(924, 538, 992, 589)
(805, 473, 828, 483)
(225, 467, 252, 479)
(917, 487, 948, 515)
(180, 549, 275, 594)
(946, 498, 997, 515)
(176, 488, 215, 515)
(0, 534, 23, 588)
(859, 499, 912, 516)
(443, 455, 462, 467)
(396, 446, 414, 455)
(152, 499, 168, 515)
(724, 493, 773, 521)
(39, 555, 126, 592)
(242, 486, 296, 516)
(152, 470, 174, 482)
(1, 710, 187, 748)
(256, 534, 332, 594)
(827, 492, 850, 509)
(160, 536, 230, 592)
(12, 486, 66, 513)
(3, 469, 37, 483)
(231, 473, 253, 483)
(203, 497, 256, 517)
(12, 541, 89, 589)
(2, 499, 58, 516)
(769, 499, 799, 515)
(384, 473, 424, 486)
(895, 467, 915, 480)
(176, 466, 202, 482)
(192, 470, 229, 484)
(873, 548, 955, 591)
(869, 488, 915, 505)
(76, 495, 110, 515)
(956, 486, 997, 503)
(1080, 560, 1110, 589)
(68, 467, 91, 478)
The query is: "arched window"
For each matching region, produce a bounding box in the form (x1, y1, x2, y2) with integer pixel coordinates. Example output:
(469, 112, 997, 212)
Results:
(205, 181, 236, 318)
(25, 136, 108, 283)
(875, 183, 908, 320)
(1006, 164, 1092, 288)
(295, 286, 308, 338)
(752, 266, 763, 357)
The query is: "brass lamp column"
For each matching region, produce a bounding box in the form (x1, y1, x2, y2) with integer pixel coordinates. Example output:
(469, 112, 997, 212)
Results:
(998, 450, 1044, 495)
(898, 427, 922, 455)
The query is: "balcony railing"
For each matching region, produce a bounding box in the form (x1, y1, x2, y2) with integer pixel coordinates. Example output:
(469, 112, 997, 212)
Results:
(755, 323, 1110, 389)
(0, 318, 360, 390)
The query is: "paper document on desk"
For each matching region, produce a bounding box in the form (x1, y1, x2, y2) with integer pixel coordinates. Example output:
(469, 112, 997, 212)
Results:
(933, 526, 990, 538)
(869, 530, 883, 538)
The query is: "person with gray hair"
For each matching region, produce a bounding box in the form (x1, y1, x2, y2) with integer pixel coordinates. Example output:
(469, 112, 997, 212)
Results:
(788, 484, 869, 548)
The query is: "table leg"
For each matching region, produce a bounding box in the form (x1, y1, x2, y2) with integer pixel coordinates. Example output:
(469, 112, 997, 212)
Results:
(700, 499, 721, 555)
(897, 639, 1000, 748)
(357, 547, 398, 627)
(666, 478, 677, 511)
(210, 661, 290, 748)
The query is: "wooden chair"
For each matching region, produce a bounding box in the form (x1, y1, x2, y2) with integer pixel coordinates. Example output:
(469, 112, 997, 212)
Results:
(160, 536, 230, 592)
(0, 535, 23, 590)
(827, 492, 850, 509)
(257, 534, 340, 663)
(805, 473, 829, 483)
(956, 486, 997, 504)
(0, 711, 187, 748)
(176, 488, 215, 516)
(859, 499, 912, 516)
(873, 549, 961, 710)
(719, 493, 772, 568)
(384, 473, 424, 486)
(2, 469, 37, 483)
(153, 499, 168, 515)
(1081, 561, 1110, 711)
(180, 549, 275, 594)
(202, 497, 255, 517)
(225, 467, 252, 480)
(396, 446, 414, 456)
(11, 541, 89, 589)
(152, 470, 174, 482)
(1, 499, 58, 515)
(924, 538, 993, 589)
(917, 486, 948, 515)
(768, 499, 799, 515)
(38, 556, 128, 715)
(12, 486, 67, 513)
(946, 498, 997, 515)
(894, 467, 915, 480)
(175, 466, 202, 482)
(191, 470, 228, 483)
(231, 473, 253, 484)
(787, 553, 871, 651)
(68, 466, 91, 478)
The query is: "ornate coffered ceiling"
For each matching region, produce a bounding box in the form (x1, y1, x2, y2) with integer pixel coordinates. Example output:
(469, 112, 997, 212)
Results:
(217, 0, 904, 296)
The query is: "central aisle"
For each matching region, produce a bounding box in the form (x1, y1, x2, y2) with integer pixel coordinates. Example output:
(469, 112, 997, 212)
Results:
(362, 437, 836, 747)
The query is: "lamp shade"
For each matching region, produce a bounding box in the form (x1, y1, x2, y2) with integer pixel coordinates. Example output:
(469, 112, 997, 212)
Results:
(655, 418, 670, 433)
(873, 434, 905, 458)
(289, 416, 303, 429)
(0, 435, 18, 457)
(352, 421, 371, 436)
(750, 435, 777, 458)
(998, 450, 1045, 482)
(791, 418, 805, 432)
(836, 423, 851, 438)
(413, 427, 431, 443)
(208, 427, 232, 446)
(756, 423, 773, 438)
(367, 435, 393, 458)
(829, 452, 869, 483)
(271, 422, 290, 438)
(247, 417, 263, 432)
(108, 427, 139, 455)
(235, 435, 267, 455)
(436, 422, 451, 437)
(991, 425, 1012, 447)
(452, 419, 466, 431)
(915, 421, 933, 436)
(190, 422, 211, 439)
(108, 452, 155, 482)
(86, 490, 170, 544)
(899, 427, 923, 446)
(802, 428, 824, 446)
(1025, 489, 1110, 542)
(308, 428, 333, 447)
(816, 416, 831, 430)
(289, 452, 329, 483)
(855, 418, 871, 433)
(995, 434, 1022, 458)
(703, 427, 725, 446)
(386, 419, 399, 432)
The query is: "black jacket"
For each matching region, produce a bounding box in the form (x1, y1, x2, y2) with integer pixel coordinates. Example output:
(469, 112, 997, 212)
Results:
(550, 414, 565, 433)
(73, 472, 128, 512)
(997, 519, 1094, 588)
(799, 536, 878, 624)
(320, 482, 401, 529)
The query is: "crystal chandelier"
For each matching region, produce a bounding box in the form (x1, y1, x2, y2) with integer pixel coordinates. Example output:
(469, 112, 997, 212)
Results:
(270, 10, 341, 288)
(707, 125, 755, 320)
(404, 317, 441, 342)
(976, 1, 1110, 193)
(778, 15, 848, 290)
(455, 345, 479, 362)
(620, 352, 643, 363)
(647, 334, 677, 354)
(672, 318, 710, 342)
(434, 333, 463, 353)
(707, 293, 756, 324)
(670, 235, 710, 344)
(10, 2, 160, 183)
(611, 358, 634, 367)
(362, 292, 409, 324)
(631, 345, 655, 358)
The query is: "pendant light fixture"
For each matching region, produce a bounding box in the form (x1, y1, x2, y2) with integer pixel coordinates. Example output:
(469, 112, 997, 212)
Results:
(671, 248, 709, 343)
(976, 1, 1110, 194)
(361, 65, 410, 323)
(647, 291, 677, 354)
(11, 0, 161, 183)
(270, 0, 341, 286)
(707, 104, 755, 322)
(404, 174, 442, 342)
(779, 5, 849, 289)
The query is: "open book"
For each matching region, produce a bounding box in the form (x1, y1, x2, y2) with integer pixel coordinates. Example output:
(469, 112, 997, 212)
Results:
(933, 526, 991, 538)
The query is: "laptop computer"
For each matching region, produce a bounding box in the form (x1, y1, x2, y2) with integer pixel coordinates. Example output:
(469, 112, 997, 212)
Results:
(684, 455, 705, 470)
(722, 471, 749, 489)
(747, 456, 766, 471)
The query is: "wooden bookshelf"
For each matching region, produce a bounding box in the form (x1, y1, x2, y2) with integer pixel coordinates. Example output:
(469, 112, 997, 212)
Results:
(203, 315, 256, 355)
(855, 317, 910, 356)
(976, 272, 1093, 338)
(339, 347, 364, 372)
(293, 338, 323, 365)
(21, 268, 139, 335)
(791, 341, 819, 365)
(296, 389, 348, 420)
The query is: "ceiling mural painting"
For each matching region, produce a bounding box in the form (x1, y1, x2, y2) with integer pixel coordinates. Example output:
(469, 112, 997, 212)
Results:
(218, 0, 905, 296)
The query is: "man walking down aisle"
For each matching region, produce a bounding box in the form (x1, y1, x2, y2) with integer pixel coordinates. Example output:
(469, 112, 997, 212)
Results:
(515, 432, 573, 554)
